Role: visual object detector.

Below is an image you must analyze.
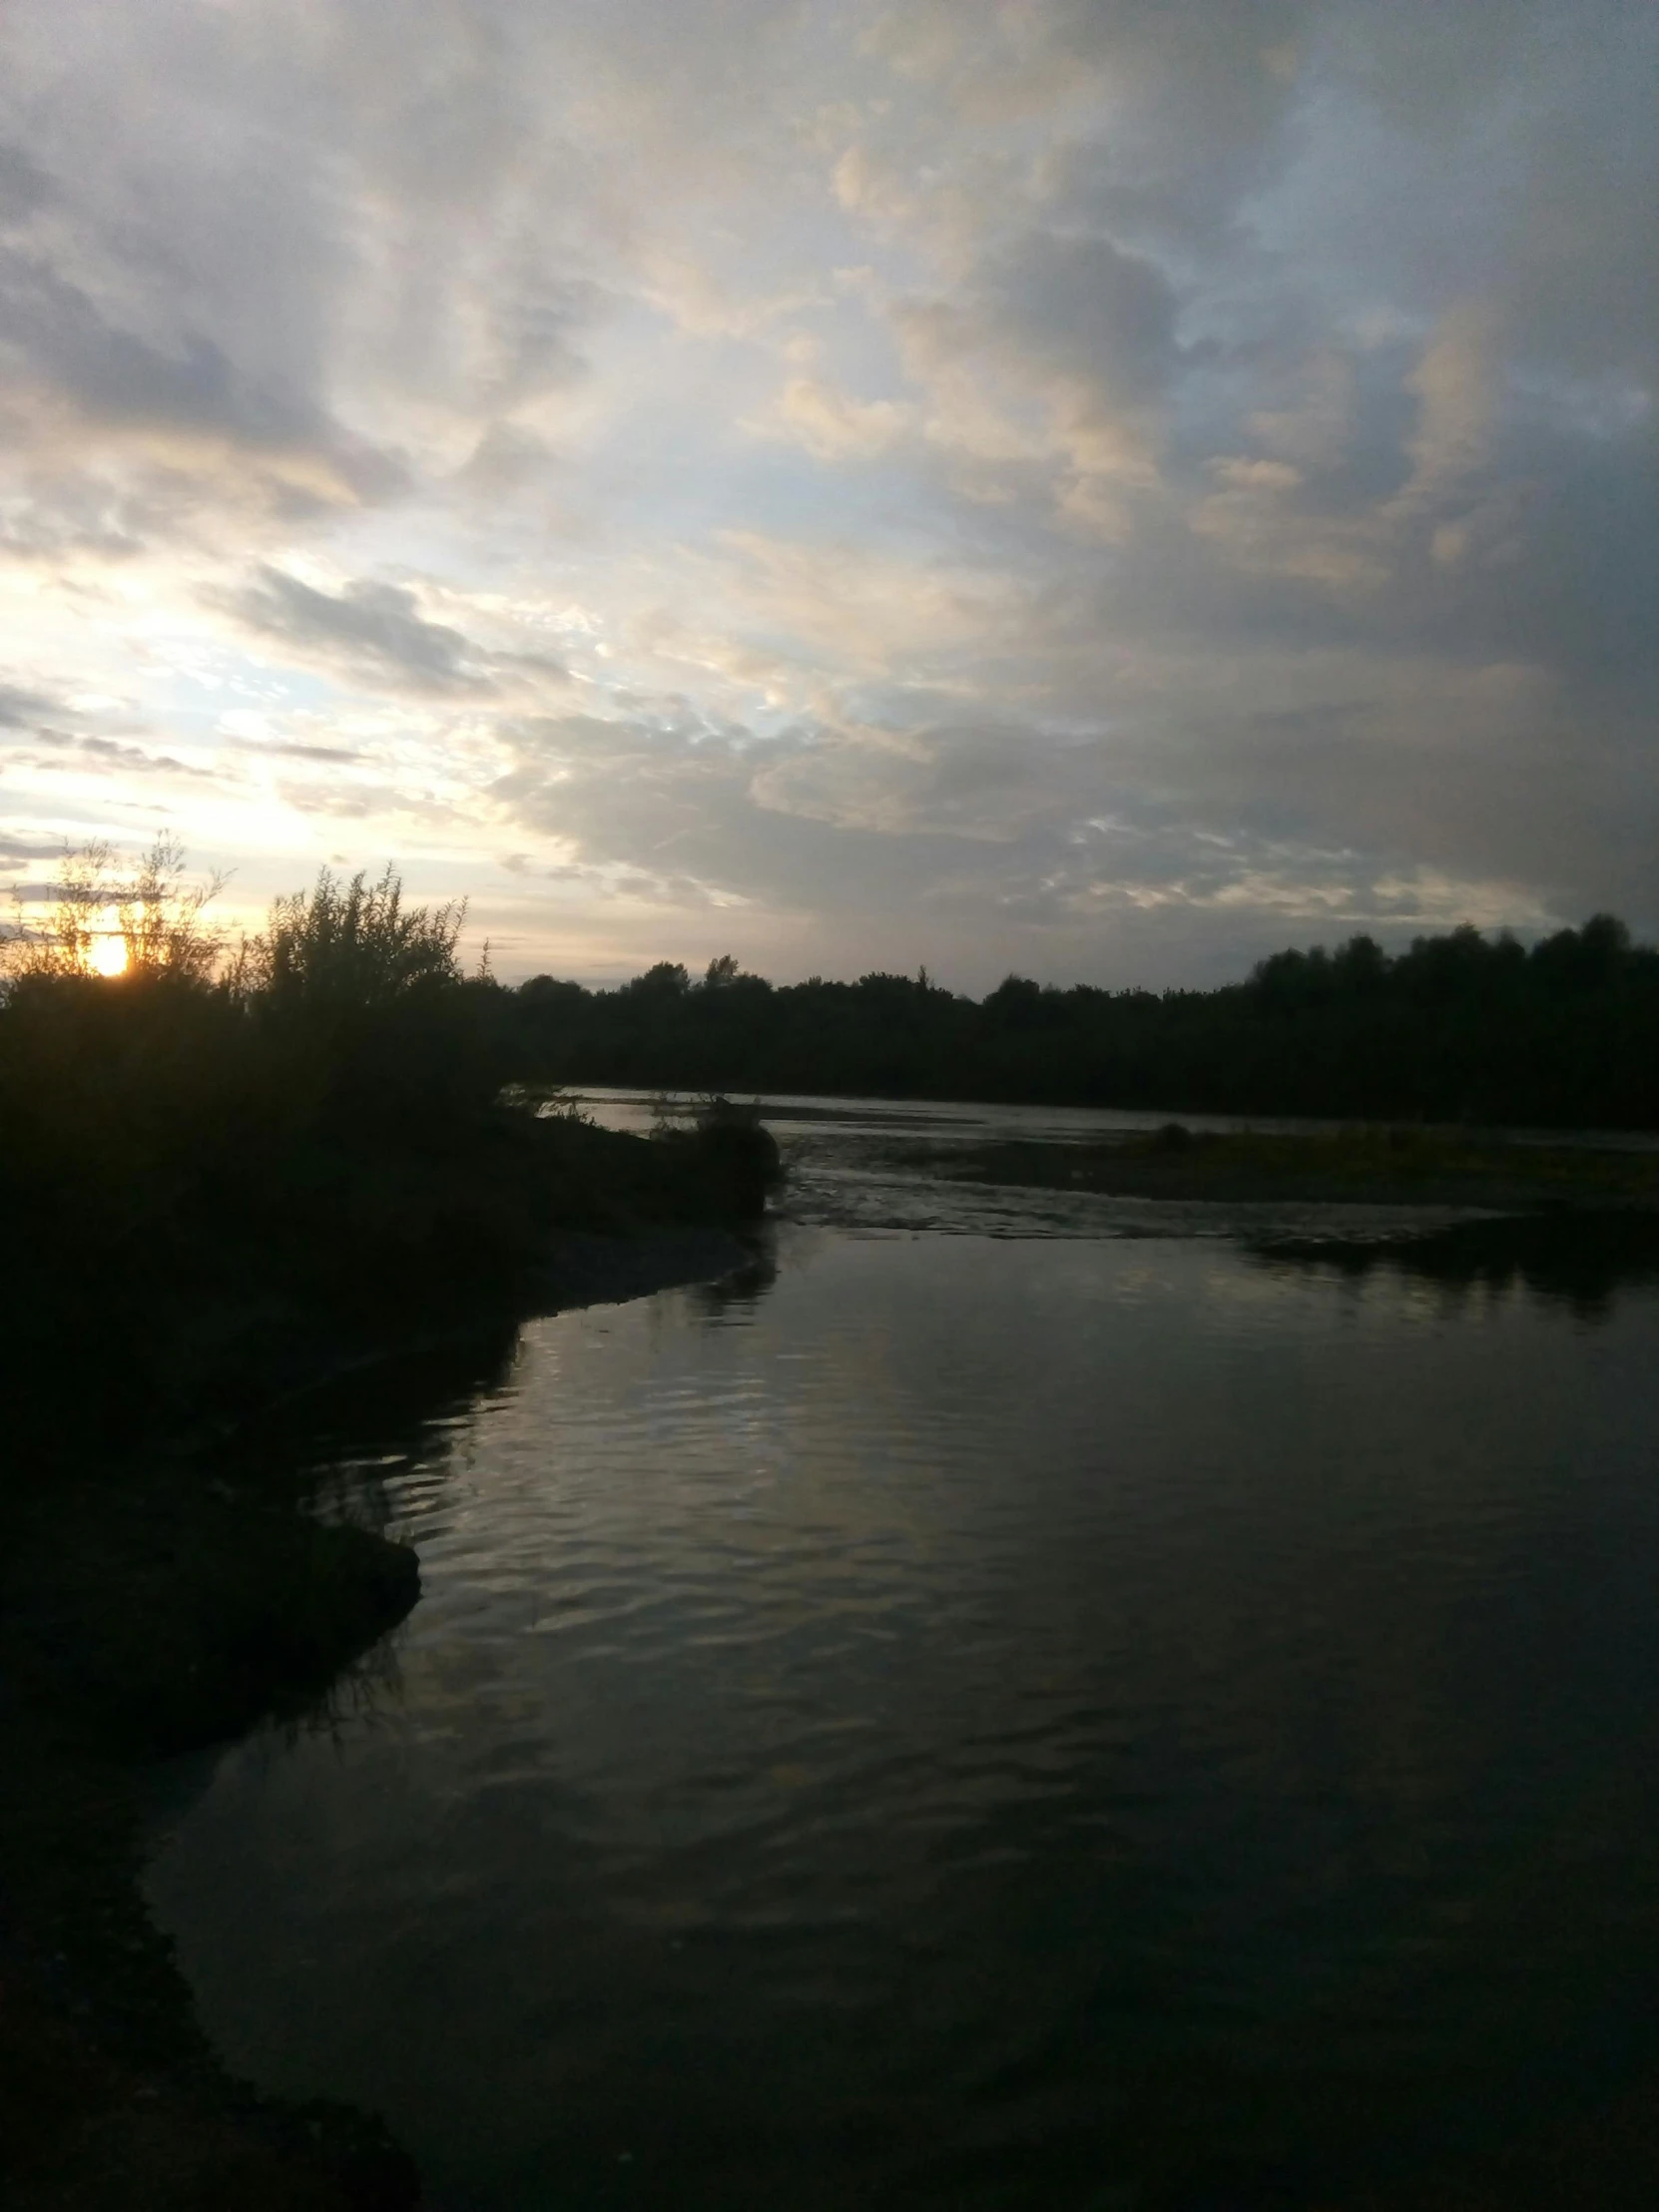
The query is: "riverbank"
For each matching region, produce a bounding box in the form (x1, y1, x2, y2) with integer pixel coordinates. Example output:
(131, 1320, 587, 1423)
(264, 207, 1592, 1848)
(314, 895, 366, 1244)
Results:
(0, 1219, 752, 2211)
(924, 1123, 1659, 1214)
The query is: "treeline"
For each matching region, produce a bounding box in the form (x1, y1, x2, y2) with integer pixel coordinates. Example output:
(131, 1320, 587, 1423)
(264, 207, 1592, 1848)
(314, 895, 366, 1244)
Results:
(508, 917, 1659, 1128)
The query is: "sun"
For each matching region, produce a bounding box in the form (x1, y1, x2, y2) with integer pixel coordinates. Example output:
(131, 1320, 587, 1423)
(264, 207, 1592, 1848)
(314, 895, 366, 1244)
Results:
(89, 929, 129, 978)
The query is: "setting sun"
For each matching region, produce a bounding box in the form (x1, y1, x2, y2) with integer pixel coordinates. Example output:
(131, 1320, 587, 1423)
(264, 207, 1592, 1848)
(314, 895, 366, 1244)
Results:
(89, 922, 128, 977)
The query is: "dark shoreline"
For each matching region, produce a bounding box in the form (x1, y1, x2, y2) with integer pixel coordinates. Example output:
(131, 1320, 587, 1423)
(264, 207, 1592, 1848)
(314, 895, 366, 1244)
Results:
(0, 1223, 750, 2212)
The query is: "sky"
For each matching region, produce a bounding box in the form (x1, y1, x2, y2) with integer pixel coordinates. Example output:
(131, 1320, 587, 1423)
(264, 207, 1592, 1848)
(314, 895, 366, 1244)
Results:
(0, 0, 1654, 991)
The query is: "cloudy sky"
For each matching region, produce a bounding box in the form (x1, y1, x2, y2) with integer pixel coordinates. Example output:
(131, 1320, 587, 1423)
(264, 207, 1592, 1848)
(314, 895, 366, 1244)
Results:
(1, 1, 1653, 987)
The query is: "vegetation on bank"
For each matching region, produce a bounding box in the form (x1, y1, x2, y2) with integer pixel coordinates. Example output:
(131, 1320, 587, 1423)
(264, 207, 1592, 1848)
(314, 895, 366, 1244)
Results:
(509, 915, 1659, 1128)
(927, 1122, 1659, 1212)
(0, 843, 776, 1456)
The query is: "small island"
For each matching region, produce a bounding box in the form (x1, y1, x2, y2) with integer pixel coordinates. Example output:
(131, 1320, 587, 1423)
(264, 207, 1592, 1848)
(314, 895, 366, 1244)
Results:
(926, 1121, 1659, 1214)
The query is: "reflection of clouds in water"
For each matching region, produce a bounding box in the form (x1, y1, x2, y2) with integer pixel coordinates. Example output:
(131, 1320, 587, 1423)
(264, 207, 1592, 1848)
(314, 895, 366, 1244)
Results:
(148, 1225, 1659, 2207)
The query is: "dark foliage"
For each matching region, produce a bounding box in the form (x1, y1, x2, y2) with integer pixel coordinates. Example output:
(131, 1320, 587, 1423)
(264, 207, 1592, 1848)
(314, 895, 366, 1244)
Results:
(0, 869, 751, 1459)
(652, 1094, 785, 1219)
(509, 918, 1659, 1129)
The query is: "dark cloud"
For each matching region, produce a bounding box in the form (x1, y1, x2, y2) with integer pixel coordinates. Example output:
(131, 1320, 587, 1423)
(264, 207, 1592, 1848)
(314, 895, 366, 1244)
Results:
(227, 569, 493, 696)
(983, 231, 1184, 404)
(0, 830, 64, 867)
(1039, 0, 1314, 256)
(33, 730, 219, 780)
(0, 141, 50, 221)
(231, 735, 365, 764)
(0, 681, 58, 728)
(0, 256, 318, 450)
(222, 567, 569, 702)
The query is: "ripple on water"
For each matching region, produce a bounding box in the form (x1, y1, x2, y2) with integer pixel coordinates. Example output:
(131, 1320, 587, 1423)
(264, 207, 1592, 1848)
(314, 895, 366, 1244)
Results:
(145, 1222, 1659, 2211)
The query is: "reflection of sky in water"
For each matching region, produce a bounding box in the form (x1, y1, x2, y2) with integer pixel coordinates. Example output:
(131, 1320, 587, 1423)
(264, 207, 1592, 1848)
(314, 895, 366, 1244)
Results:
(147, 1215, 1659, 2211)
(571, 1088, 1659, 1154)
(571, 1087, 1372, 1146)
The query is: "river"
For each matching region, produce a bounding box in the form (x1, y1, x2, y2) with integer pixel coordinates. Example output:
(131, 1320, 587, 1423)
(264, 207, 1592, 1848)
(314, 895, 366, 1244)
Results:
(145, 1094, 1659, 2209)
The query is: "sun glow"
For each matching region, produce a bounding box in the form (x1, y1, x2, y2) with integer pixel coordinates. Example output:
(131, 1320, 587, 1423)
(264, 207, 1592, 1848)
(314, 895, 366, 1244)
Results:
(89, 924, 128, 977)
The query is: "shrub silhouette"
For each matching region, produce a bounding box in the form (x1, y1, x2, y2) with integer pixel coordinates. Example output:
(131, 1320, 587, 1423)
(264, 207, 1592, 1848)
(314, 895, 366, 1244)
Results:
(652, 1095, 783, 1220)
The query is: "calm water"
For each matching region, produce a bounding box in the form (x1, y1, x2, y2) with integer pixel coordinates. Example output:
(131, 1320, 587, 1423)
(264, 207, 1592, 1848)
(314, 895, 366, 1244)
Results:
(146, 1103, 1659, 2209)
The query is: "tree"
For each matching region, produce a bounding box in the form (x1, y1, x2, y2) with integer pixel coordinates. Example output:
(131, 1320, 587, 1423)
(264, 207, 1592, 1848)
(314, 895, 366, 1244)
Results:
(242, 864, 465, 1009)
(624, 961, 691, 1001)
(119, 834, 230, 981)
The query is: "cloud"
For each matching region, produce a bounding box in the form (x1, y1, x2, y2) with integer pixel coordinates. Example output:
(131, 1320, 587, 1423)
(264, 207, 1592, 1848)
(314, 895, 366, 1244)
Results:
(0, 828, 66, 867)
(983, 231, 1183, 409)
(0, 681, 58, 728)
(220, 566, 570, 705)
(33, 730, 220, 781)
(2, 255, 319, 451)
(769, 376, 915, 462)
(274, 779, 465, 825)
(228, 568, 490, 696)
(488, 693, 1557, 983)
(0, 0, 1654, 983)
(231, 735, 365, 764)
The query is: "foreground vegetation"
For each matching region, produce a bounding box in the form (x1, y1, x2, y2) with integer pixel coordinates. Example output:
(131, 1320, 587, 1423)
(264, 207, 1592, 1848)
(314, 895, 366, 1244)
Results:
(509, 915, 1659, 1128)
(1, 847, 775, 1456)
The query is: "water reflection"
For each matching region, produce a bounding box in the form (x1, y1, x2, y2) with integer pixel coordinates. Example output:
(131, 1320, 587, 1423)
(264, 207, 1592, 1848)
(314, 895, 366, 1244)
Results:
(1257, 1209, 1659, 1323)
(684, 1234, 780, 1318)
(144, 1128, 1659, 2212)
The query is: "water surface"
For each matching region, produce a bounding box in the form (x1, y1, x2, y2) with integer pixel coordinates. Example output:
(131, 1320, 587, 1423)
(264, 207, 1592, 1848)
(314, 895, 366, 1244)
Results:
(147, 1110, 1659, 2208)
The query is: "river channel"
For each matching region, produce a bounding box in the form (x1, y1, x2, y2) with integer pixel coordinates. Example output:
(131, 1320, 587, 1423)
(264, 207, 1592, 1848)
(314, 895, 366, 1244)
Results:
(145, 1095, 1659, 2208)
